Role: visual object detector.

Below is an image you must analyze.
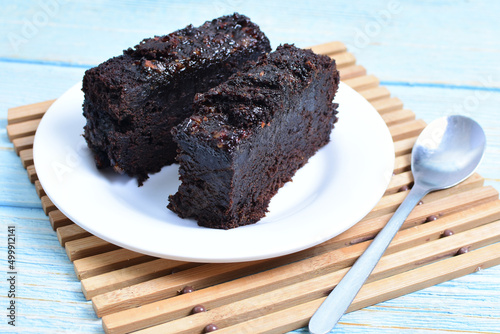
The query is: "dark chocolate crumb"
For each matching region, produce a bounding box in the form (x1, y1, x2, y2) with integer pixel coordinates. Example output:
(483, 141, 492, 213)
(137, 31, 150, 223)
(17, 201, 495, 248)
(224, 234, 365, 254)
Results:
(425, 215, 438, 222)
(456, 246, 470, 255)
(398, 185, 410, 192)
(442, 229, 454, 237)
(204, 323, 218, 332)
(192, 305, 206, 314)
(180, 286, 194, 294)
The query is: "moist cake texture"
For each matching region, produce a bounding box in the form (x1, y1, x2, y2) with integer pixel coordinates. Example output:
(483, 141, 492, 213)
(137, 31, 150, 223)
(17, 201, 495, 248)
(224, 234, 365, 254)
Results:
(168, 44, 340, 229)
(82, 13, 271, 185)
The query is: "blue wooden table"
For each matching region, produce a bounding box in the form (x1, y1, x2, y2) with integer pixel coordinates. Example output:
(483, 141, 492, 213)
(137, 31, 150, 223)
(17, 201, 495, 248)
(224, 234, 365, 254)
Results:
(1, 1, 499, 333)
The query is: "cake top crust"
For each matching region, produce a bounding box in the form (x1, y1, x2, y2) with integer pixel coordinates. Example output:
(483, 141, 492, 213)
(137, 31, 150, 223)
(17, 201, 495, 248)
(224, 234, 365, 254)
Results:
(176, 44, 338, 149)
(126, 13, 267, 65)
(114, 13, 270, 83)
(94, 13, 269, 81)
(83, 13, 271, 122)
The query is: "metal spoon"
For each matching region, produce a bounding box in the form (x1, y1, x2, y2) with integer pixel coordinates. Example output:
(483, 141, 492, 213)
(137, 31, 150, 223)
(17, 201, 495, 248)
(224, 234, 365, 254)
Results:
(308, 115, 486, 334)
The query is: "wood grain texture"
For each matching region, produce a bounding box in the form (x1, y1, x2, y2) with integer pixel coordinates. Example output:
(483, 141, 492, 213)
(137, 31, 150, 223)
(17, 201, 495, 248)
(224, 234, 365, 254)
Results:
(1, 1, 499, 333)
(102, 200, 500, 333)
(74, 249, 158, 280)
(65, 236, 121, 262)
(49, 209, 73, 230)
(7, 99, 53, 124)
(57, 223, 92, 246)
(213, 242, 500, 334)
(12, 134, 35, 154)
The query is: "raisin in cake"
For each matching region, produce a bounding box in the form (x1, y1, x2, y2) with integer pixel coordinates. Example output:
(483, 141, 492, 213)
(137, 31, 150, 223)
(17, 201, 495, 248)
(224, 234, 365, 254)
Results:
(82, 13, 271, 185)
(168, 44, 340, 229)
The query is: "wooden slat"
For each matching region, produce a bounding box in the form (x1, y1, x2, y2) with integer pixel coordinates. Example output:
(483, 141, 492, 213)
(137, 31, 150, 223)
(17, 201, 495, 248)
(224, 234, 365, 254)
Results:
(96, 240, 361, 318)
(308, 41, 346, 56)
(370, 200, 500, 254)
(389, 119, 426, 141)
(95, 249, 354, 318)
(346, 240, 500, 312)
(34, 180, 46, 198)
(369, 173, 484, 220)
(343, 74, 379, 91)
(12, 135, 35, 155)
(19, 148, 34, 168)
(383, 170, 484, 197)
(74, 248, 157, 280)
(394, 153, 411, 174)
(394, 136, 418, 156)
(359, 86, 391, 102)
(338, 64, 366, 80)
(93, 261, 270, 317)
(7, 99, 54, 125)
(104, 213, 500, 334)
(331, 52, 356, 68)
(6, 119, 41, 141)
(66, 236, 121, 262)
(48, 210, 72, 230)
(26, 165, 37, 183)
(41, 195, 56, 215)
(371, 97, 404, 114)
(82, 259, 199, 299)
(335, 186, 498, 250)
(357, 86, 391, 103)
(382, 109, 415, 126)
(393, 153, 410, 174)
(57, 224, 92, 246)
(213, 242, 500, 334)
(385, 170, 413, 194)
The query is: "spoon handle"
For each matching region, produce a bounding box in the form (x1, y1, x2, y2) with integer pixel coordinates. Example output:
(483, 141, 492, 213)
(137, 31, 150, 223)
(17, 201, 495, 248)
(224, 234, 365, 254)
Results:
(308, 183, 429, 334)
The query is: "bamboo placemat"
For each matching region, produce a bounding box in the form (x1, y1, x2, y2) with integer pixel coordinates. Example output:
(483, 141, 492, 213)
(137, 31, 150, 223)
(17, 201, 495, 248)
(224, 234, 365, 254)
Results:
(7, 41, 500, 334)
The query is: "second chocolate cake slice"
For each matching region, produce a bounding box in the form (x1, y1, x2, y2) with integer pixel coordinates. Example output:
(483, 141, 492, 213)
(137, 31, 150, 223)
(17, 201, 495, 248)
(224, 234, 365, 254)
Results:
(168, 44, 340, 229)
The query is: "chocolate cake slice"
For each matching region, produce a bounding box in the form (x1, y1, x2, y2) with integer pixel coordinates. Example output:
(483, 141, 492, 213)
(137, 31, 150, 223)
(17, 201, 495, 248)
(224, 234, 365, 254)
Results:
(168, 44, 340, 229)
(82, 13, 271, 185)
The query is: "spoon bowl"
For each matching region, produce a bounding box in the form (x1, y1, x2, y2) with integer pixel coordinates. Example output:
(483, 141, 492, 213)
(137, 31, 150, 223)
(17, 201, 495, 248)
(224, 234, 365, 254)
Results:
(309, 115, 486, 334)
(412, 115, 486, 190)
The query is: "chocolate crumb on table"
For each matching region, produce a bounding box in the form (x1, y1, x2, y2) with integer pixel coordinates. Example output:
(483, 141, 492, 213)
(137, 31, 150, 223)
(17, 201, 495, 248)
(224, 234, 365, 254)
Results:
(425, 215, 438, 222)
(456, 246, 471, 255)
(442, 229, 454, 237)
(180, 285, 194, 294)
(398, 184, 410, 192)
(204, 324, 219, 332)
(192, 305, 207, 314)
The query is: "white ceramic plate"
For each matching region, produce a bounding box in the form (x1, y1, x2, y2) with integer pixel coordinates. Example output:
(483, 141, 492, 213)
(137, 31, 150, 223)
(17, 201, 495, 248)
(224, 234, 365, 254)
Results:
(34, 82, 394, 263)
